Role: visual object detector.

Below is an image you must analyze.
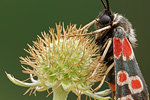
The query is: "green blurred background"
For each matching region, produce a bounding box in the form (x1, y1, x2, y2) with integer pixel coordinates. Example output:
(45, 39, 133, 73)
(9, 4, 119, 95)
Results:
(0, 0, 149, 100)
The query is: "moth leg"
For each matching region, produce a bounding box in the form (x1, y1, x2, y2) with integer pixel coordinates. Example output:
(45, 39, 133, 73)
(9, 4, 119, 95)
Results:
(61, 18, 111, 37)
(62, 25, 111, 37)
(92, 38, 114, 93)
(88, 39, 112, 80)
(99, 38, 112, 62)
(93, 62, 115, 93)
(61, 19, 97, 37)
(101, 38, 112, 51)
(80, 18, 99, 31)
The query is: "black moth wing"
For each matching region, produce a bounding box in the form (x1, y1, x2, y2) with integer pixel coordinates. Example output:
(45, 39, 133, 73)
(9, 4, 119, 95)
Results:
(113, 27, 149, 100)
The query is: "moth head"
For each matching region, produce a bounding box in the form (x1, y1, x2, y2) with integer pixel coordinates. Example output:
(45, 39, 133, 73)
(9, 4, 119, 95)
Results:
(95, 0, 114, 29)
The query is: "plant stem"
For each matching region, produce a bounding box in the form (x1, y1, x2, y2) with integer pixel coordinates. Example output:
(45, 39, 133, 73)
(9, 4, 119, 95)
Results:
(53, 85, 69, 100)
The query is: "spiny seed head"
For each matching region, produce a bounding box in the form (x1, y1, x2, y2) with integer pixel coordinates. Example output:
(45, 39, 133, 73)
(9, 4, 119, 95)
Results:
(6, 23, 107, 97)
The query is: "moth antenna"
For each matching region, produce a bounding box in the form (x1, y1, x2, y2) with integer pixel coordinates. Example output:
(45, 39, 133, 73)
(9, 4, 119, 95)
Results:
(100, 0, 107, 9)
(106, 0, 110, 11)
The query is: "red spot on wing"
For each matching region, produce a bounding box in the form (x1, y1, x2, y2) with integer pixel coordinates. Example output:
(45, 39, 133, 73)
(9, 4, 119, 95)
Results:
(122, 38, 132, 57)
(128, 76, 143, 94)
(109, 83, 115, 91)
(131, 79, 142, 89)
(114, 37, 122, 57)
(119, 73, 127, 82)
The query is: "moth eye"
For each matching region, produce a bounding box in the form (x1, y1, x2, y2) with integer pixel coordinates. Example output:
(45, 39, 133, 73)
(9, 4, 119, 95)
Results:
(100, 15, 111, 25)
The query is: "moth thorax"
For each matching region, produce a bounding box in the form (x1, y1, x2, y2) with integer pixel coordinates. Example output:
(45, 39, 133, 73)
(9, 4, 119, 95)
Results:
(114, 14, 137, 47)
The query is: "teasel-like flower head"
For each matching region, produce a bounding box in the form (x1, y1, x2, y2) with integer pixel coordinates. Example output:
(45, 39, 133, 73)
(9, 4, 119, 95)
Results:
(6, 23, 111, 100)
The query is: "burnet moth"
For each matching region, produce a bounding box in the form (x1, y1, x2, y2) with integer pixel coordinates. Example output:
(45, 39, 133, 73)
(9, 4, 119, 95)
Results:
(94, 0, 149, 99)
(66, 0, 149, 99)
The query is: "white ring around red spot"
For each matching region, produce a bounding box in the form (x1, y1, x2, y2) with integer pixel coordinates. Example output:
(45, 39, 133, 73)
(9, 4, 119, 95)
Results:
(117, 70, 129, 86)
(128, 76, 143, 94)
(118, 94, 134, 100)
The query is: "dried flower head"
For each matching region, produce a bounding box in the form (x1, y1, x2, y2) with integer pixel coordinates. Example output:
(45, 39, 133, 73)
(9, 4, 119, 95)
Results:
(6, 23, 110, 100)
